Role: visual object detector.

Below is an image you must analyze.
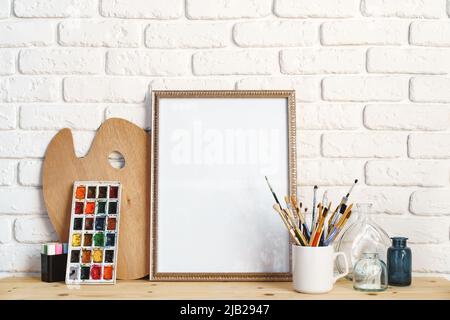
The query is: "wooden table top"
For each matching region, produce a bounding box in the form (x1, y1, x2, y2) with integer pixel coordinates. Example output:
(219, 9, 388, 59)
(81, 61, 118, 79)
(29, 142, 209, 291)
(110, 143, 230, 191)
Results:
(0, 276, 449, 300)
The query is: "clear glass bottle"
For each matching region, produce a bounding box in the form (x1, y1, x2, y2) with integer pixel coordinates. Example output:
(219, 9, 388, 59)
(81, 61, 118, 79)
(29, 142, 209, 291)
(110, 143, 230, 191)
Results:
(353, 253, 388, 292)
(334, 203, 390, 280)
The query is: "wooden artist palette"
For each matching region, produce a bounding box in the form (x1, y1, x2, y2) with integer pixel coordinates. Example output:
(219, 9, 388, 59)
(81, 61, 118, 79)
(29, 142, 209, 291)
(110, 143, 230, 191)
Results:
(43, 118, 150, 280)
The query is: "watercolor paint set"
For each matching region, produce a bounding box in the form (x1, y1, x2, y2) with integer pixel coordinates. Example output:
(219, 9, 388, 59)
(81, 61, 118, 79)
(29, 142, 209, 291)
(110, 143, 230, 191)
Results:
(65, 181, 122, 284)
(41, 242, 68, 282)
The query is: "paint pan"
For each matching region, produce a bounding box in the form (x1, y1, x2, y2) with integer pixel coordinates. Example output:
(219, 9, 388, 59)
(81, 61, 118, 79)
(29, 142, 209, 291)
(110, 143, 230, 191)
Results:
(65, 181, 122, 285)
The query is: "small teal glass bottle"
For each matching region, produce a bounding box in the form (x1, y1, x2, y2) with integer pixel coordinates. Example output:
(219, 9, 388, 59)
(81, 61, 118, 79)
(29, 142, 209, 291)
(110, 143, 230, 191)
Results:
(387, 237, 412, 286)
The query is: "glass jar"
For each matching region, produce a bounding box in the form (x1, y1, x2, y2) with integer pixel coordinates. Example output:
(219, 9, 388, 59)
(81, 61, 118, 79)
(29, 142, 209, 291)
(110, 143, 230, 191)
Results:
(387, 237, 412, 286)
(334, 203, 390, 280)
(353, 253, 388, 292)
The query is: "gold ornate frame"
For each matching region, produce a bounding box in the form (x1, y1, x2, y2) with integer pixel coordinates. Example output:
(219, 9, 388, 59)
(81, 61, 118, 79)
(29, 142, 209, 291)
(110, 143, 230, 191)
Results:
(150, 90, 297, 281)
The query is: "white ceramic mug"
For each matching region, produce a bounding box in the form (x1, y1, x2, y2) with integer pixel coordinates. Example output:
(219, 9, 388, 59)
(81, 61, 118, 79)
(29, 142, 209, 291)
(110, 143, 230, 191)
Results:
(292, 245, 349, 294)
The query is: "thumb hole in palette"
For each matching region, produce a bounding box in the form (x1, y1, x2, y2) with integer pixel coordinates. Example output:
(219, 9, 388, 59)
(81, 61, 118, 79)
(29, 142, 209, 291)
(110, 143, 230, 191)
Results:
(108, 151, 125, 169)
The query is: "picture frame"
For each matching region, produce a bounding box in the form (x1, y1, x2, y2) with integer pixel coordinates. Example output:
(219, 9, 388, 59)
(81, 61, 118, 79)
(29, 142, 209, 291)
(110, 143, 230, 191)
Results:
(150, 90, 297, 281)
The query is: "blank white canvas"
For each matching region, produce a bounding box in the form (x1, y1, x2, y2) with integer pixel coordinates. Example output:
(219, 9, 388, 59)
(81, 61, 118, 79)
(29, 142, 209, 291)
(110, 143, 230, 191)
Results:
(156, 98, 290, 273)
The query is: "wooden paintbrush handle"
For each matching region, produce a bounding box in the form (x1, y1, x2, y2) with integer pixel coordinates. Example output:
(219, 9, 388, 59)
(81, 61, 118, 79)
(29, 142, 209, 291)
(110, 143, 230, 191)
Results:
(273, 205, 301, 246)
(284, 209, 308, 246)
(336, 203, 353, 229)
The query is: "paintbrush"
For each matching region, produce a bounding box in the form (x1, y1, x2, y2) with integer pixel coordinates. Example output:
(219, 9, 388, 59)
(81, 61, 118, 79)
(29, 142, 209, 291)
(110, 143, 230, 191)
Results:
(321, 199, 331, 245)
(283, 207, 296, 226)
(340, 208, 353, 232)
(284, 196, 298, 225)
(322, 190, 329, 209)
(273, 204, 301, 246)
(324, 211, 352, 246)
(328, 179, 358, 232)
(327, 203, 340, 231)
(309, 203, 320, 244)
(310, 203, 323, 245)
(289, 195, 301, 222)
(264, 176, 282, 206)
(273, 199, 308, 246)
(266, 177, 306, 245)
(316, 203, 323, 229)
(287, 195, 309, 237)
(320, 202, 331, 239)
(326, 204, 353, 243)
(290, 195, 303, 231)
(290, 195, 298, 210)
(321, 190, 330, 242)
(295, 201, 311, 240)
(331, 204, 353, 235)
(291, 195, 311, 239)
(283, 208, 309, 246)
(335, 203, 353, 230)
(281, 203, 308, 246)
(311, 185, 318, 233)
(284, 206, 302, 239)
(311, 206, 329, 247)
(295, 206, 311, 242)
(325, 204, 353, 245)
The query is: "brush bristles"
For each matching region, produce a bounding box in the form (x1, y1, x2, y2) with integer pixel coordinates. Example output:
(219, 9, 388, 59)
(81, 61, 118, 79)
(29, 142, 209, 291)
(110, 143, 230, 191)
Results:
(269, 177, 358, 246)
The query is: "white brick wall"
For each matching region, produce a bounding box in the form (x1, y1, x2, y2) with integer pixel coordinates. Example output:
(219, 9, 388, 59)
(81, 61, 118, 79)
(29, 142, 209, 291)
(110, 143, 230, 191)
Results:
(410, 21, 450, 46)
(146, 23, 230, 48)
(14, 0, 97, 18)
(275, 0, 360, 18)
(0, 159, 15, 186)
(321, 20, 409, 45)
(0, 105, 16, 129)
(298, 103, 362, 129)
(281, 48, 365, 74)
(236, 77, 321, 102)
(0, 217, 12, 243)
(19, 49, 104, 75)
(364, 104, 450, 130)
(0, 77, 60, 102)
(0, 0, 448, 278)
(410, 190, 450, 215)
(410, 77, 450, 102)
(63, 77, 148, 102)
(367, 48, 450, 74)
(0, 21, 54, 47)
(322, 133, 406, 158)
(193, 50, 278, 75)
(187, 0, 272, 19)
(0, 0, 10, 19)
(361, 0, 446, 18)
(0, 50, 15, 75)
(101, 0, 183, 19)
(366, 160, 448, 187)
(322, 76, 408, 101)
(106, 50, 191, 76)
(234, 21, 318, 47)
(58, 21, 141, 47)
(408, 134, 450, 159)
(18, 160, 42, 186)
(20, 105, 102, 130)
